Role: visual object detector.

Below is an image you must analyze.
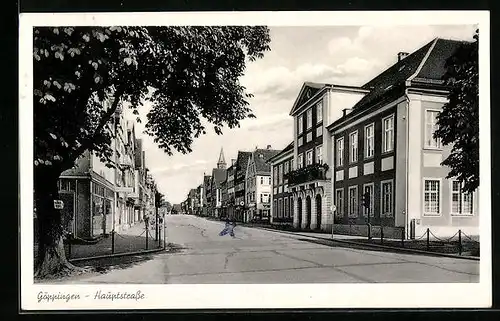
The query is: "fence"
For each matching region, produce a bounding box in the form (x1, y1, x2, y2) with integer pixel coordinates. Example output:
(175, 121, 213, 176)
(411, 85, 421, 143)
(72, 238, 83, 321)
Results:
(27, 219, 167, 264)
(353, 225, 480, 257)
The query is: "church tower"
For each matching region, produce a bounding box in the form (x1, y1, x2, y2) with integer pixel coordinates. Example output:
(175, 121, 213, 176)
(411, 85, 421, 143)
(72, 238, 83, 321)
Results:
(217, 147, 227, 169)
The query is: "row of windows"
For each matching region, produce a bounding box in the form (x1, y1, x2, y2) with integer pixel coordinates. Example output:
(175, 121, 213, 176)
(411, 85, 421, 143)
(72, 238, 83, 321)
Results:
(297, 101, 323, 135)
(335, 110, 442, 167)
(297, 145, 323, 169)
(334, 179, 473, 219)
(424, 179, 473, 216)
(298, 126, 322, 146)
(335, 114, 394, 167)
(273, 197, 294, 219)
(247, 176, 272, 188)
(247, 192, 271, 203)
(335, 180, 394, 218)
(273, 159, 294, 185)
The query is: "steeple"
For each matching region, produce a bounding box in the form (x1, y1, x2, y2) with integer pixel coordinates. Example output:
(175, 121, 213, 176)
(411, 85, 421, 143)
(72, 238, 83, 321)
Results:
(217, 147, 227, 169)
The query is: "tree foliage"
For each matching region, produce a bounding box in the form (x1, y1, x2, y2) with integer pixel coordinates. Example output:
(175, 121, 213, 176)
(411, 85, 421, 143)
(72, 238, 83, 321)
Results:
(34, 26, 271, 173)
(33, 26, 271, 277)
(434, 29, 479, 194)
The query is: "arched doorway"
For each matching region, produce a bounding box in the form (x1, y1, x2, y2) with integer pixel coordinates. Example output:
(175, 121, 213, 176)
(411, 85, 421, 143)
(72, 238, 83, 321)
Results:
(306, 196, 312, 230)
(315, 194, 322, 230)
(297, 197, 302, 228)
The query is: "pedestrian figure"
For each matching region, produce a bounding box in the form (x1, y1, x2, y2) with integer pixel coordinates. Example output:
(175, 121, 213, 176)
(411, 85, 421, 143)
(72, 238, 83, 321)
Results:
(219, 218, 236, 238)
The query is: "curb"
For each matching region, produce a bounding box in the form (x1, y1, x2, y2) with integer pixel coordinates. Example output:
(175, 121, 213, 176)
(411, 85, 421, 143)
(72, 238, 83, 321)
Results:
(249, 226, 480, 261)
(68, 247, 168, 263)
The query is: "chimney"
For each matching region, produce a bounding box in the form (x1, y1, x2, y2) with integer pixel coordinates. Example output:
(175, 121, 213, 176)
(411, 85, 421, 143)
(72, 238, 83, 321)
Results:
(342, 108, 352, 117)
(266, 145, 272, 150)
(398, 52, 409, 62)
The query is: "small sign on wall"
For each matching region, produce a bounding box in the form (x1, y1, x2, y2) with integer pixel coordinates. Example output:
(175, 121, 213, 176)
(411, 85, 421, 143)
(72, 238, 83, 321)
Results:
(53, 200, 64, 209)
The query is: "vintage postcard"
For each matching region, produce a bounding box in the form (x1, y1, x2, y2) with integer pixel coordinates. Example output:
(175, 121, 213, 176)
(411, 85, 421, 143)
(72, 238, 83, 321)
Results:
(19, 11, 491, 310)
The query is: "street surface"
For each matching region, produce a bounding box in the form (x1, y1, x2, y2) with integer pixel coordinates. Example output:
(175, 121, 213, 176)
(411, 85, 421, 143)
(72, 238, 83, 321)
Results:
(60, 214, 479, 283)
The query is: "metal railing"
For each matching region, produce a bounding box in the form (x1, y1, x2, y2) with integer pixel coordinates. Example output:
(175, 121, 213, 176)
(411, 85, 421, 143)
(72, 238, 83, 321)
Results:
(355, 225, 479, 257)
(63, 219, 167, 261)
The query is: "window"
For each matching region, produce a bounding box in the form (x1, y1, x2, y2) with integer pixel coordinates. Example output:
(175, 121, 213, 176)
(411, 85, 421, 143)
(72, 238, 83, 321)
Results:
(425, 110, 441, 149)
(297, 154, 303, 169)
(260, 176, 264, 185)
(316, 102, 323, 123)
(306, 150, 313, 166)
(268, 177, 272, 185)
(451, 180, 473, 215)
(278, 198, 283, 218)
(364, 123, 374, 158)
(423, 179, 440, 215)
(349, 131, 358, 163)
(336, 137, 344, 167)
(273, 200, 277, 218)
(316, 145, 323, 164)
(290, 198, 294, 218)
(298, 115, 303, 134)
(362, 183, 374, 217)
(335, 188, 344, 218)
(307, 132, 312, 142)
(273, 167, 278, 185)
(381, 180, 393, 217)
(284, 197, 289, 218)
(278, 164, 283, 184)
(348, 186, 358, 218)
(291, 159, 294, 171)
(307, 108, 312, 129)
(284, 161, 289, 174)
(284, 184, 288, 193)
(383, 115, 394, 153)
(316, 126, 323, 137)
(298, 137, 303, 146)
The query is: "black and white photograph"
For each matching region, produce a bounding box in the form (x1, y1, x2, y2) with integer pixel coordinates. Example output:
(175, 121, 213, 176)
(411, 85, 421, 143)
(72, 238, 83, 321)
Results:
(19, 11, 491, 309)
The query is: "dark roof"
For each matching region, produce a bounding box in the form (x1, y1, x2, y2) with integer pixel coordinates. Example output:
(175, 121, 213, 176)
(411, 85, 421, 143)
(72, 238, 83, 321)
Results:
(329, 38, 470, 131)
(211, 168, 227, 187)
(253, 148, 281, 174)
(236, 151, 252, 172)
(267, 141, 294, 163)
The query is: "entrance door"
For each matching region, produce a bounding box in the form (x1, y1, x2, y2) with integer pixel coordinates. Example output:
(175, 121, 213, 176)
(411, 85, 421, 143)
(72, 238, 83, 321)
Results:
(316, 195, 322, 230)
(306, 196, 312, 229)
(297, 197, 302, 228)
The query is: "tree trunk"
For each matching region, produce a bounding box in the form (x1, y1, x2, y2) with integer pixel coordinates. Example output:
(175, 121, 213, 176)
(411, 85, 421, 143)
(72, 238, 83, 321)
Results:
(34, 166, 85, 279)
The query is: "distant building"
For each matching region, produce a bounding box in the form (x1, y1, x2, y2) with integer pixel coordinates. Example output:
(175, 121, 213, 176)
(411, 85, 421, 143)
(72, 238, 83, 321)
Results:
(244, 146, 280, 222)
(268, 142, 294, 226)
(210, 148, 227, 218)
(233, 151, 252, 222)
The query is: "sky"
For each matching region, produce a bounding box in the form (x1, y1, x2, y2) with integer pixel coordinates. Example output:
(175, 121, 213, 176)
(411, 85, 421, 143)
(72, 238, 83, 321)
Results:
(126, 24, 476, 204)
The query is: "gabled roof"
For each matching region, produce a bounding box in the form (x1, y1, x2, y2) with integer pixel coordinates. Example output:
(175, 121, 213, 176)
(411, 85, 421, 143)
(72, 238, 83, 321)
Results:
(328, 38, 470, 131)
(353, 38, 468, 111)
(236, 151, 252, 172)
(211, 168, 227, 187)
(267, 141, 294, 164)
(289, 82, 327, 116)
(251, 148, 281, 174)
(289, 82, 367, 116)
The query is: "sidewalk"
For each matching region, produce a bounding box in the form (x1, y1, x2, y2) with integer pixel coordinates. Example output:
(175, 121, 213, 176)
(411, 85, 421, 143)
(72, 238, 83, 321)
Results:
(34, 223, 165, 262)
(241, 224, 480, 260)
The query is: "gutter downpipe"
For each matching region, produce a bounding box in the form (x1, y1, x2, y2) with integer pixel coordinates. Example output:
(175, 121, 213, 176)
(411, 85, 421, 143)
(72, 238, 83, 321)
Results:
(404, 84, 411, 239)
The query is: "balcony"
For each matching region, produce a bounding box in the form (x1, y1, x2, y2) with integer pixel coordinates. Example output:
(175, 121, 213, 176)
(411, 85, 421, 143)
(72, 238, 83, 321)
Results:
(285, 163, 329, 186)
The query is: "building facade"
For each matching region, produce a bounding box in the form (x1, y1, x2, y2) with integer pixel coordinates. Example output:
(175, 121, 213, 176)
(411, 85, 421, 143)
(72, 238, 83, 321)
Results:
(244, 146, 279, 222)
(269, 142, 294, 226)
(58, 103, 142, 239)
(288, 82, 368, 232)
(233, 151, 251, 222)
(327, 38, 479, 239)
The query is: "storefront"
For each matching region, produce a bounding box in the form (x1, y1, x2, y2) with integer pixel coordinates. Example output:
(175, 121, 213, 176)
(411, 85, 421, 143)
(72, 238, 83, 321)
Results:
(91, 181, 114, 237)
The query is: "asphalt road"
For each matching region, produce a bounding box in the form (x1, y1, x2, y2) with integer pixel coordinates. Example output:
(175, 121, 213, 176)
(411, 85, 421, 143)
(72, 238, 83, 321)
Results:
(62, 214, 479, 284)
